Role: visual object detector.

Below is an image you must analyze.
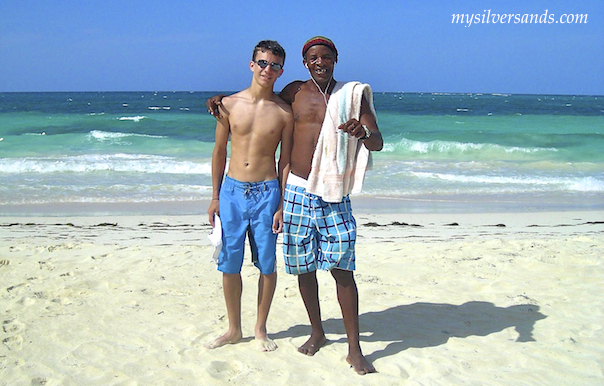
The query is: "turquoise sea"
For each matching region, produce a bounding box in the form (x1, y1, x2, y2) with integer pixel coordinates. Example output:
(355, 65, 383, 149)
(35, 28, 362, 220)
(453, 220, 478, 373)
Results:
(1, 92, 603, 215)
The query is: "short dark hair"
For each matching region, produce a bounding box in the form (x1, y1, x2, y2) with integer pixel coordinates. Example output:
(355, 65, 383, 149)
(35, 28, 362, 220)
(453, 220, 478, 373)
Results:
(252, 40, 286, 66)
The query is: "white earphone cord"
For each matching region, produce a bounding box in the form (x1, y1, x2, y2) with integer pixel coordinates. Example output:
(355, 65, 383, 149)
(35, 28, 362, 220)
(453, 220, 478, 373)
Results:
(308, 70, 339, 129)
(308, 66, 332, 107)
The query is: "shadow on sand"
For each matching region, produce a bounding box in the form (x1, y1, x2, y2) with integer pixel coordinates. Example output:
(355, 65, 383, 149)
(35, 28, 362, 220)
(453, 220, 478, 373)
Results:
(272, 301, 546, 361)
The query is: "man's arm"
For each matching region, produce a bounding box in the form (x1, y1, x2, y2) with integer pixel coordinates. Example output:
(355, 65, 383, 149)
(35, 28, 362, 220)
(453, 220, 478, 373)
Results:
(206, 94, 227, 118)
(208, 81, 301, 117)
(358, 95, 383, 151)
(272, 109, 294, 233)
(208, 105, 230, 226)
(278, 80, 305, 105)
(339, 95, 383, 151)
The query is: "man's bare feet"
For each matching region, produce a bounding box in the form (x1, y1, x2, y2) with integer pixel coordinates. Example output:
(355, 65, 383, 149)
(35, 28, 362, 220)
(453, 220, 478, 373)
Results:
(298, 333, 327, 356)
(346, 352, 376, 375)
(204, 330, 242, 349)
(255, 336, 278, 352)
(254, 325, 277, 352)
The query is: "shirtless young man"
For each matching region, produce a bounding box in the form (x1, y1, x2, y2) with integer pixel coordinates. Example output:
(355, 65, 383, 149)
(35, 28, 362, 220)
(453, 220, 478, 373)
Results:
(207, 37, 382, 374)
(205, 40, 293, 352)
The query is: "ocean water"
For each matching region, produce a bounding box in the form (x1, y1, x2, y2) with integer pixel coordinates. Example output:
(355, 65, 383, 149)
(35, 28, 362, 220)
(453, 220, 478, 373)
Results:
(1, 91, 603, 215)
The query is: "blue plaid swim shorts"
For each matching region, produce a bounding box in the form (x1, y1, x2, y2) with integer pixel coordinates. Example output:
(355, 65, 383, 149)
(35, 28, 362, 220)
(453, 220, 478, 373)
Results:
(282, 178, 356, 275)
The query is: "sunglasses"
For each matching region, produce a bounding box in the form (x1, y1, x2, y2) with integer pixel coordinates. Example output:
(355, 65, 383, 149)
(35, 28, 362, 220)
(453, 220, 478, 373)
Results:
(254, 60, 283, 71)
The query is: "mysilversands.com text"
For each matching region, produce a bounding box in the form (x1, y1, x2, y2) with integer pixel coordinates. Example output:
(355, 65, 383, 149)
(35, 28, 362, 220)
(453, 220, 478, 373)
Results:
(452, 9, 588, 27)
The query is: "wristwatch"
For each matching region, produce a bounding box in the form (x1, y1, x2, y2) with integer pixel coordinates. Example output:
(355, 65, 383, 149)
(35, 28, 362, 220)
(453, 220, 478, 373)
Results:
(361, 125, 371, 140)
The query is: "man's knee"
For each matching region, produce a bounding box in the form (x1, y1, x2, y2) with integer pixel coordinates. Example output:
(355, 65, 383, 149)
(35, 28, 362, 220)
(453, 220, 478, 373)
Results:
(261, 271, 277, 280)
(331, 268, 354, 284)
(298, 271, 317, 285)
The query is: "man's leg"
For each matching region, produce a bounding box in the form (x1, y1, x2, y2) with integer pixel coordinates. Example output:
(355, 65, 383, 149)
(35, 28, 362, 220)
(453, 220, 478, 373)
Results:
(297, 270, 326, 355)
(255, 272, 278, 351)
(205, 273, 243, 349)
(282, 183, 325, 354)
(249, 180, 280, 351)
(331, 269, 376, 375)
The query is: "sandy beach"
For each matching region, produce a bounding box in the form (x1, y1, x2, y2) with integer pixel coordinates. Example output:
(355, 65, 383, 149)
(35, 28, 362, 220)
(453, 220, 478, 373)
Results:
(1, 209, 603, 385)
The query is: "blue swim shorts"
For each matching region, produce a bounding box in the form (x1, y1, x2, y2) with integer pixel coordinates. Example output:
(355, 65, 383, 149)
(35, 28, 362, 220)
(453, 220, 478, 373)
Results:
(217, 176, 280, 275)
(282, 178, 356, 275)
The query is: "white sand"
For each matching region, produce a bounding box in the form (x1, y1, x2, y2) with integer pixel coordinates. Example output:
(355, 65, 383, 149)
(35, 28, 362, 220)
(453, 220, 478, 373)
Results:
(1, 211, 603, 385)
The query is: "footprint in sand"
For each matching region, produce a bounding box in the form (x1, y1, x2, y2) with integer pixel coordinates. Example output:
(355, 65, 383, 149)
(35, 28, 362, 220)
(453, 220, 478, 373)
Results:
(2, 335, 23, 351)
(46, 244, 77, 252)
(3, 319, 25, 334)
(374, 361, 410, 378)
(33, 291, 51, 299)
(18, 297, 36, 306)
(207, 361, 243, 381)
(31, 376, 58, 386)
(38, 261, 55, 271)
(283, 286, 299, 298)
(6, 283, 27, 294)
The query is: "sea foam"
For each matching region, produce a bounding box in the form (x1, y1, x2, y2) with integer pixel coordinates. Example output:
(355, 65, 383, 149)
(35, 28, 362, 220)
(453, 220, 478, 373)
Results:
(0, 154, 211, 175)
(88, 130, 165, 141)
(117, 116, 147, 122)
(383, 138, 558, 160)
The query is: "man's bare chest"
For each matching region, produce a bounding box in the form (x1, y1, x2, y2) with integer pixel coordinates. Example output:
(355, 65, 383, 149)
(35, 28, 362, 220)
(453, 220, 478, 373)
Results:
(292, 95, 327, 125)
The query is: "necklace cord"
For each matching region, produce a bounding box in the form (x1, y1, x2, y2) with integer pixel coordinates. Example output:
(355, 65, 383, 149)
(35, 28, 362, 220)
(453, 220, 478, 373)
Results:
(309, 72, 337, 127)
(310, 73, 332, 107)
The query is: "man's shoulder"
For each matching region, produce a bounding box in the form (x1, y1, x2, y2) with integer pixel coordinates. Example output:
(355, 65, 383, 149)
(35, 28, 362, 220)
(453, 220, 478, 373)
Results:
(223, 89, 249, 104)
(270, 94, 293, 114)
(283, 80, 314, 93)
(220, 89, 252, 114)
(283, 80, 306, 90)
(280, 80, 309, 102)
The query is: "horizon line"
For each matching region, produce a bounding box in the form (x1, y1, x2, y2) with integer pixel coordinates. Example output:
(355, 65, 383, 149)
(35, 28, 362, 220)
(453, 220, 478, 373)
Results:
(1, 90, 603, 97)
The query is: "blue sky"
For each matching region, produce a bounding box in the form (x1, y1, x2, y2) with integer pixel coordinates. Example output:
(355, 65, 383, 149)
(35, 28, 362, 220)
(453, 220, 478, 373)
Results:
(1, 0, 602, 94)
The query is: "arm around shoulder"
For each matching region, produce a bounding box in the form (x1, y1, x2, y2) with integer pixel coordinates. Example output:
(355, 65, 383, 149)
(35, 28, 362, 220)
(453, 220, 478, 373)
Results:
(206, 94, 228, 118)
(279, 80, 305, 105)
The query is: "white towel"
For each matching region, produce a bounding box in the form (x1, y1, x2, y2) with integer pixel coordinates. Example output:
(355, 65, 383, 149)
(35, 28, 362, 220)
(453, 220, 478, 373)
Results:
(207, 214, 222, 264)
(306, 81, 376, 203)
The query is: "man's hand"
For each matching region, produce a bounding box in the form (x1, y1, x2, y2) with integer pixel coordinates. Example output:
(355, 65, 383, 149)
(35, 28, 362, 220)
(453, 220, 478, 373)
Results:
(272, 209, 283, 234)
(339, 118, 367, 139)
(206, 95, 226, 118)
(208, 200, 219, 227)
